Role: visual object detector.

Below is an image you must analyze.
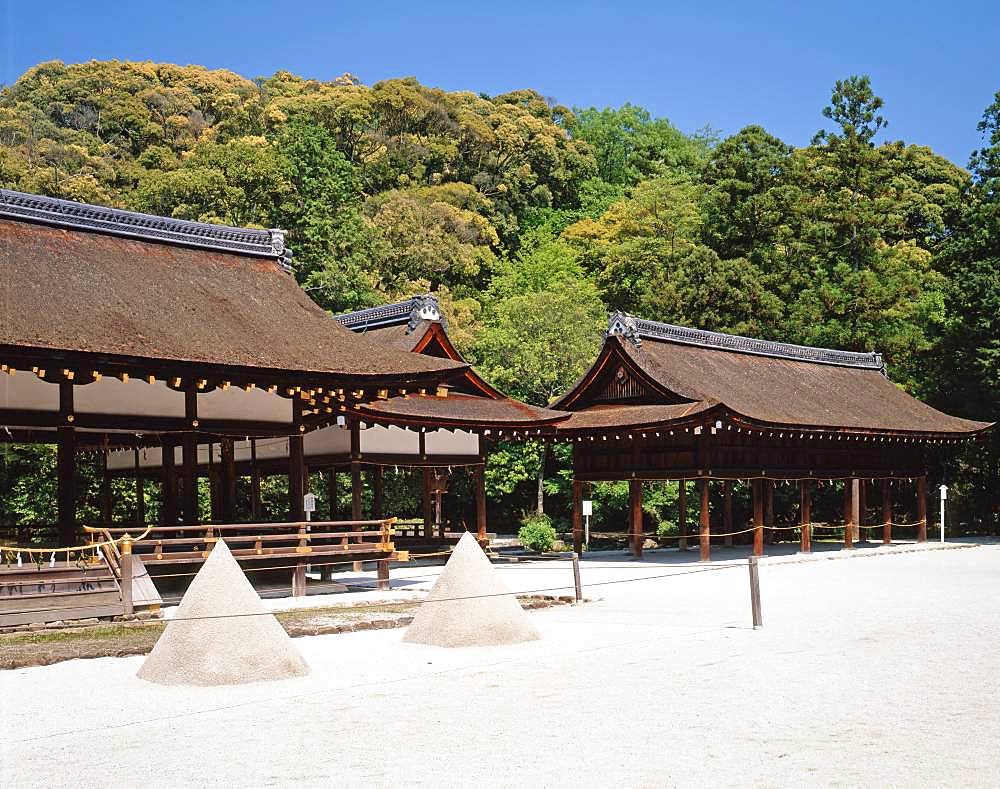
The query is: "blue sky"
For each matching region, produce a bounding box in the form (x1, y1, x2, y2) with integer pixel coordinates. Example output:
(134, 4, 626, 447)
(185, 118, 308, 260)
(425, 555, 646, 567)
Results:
(2, 0, 998, 166)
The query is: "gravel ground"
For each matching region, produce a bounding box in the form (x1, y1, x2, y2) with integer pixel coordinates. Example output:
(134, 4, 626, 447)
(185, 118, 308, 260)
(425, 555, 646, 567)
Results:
(2, 542, 998, 787)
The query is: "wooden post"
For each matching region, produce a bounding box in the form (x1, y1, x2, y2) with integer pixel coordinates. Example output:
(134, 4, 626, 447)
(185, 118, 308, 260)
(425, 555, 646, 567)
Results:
(752, 479, 764, 557)
(101, 450, 113, 526)
(722, 480, 733, 547)
(572, 478, 584, 554)
(289, 435, 305, 522)
(474, 464, 487, 541)
(422, 468, 433, 539)
(376, 558, 390, 591)
(120, 536, 134, 615)
(327, 468, 338, 519)
(799, 480, 811, 553)
(220, 437, 236, 524)
(350, 422, 363, 521)
(882, 479, 892, 545)
(434, 485, 444, 538)
(572, 553, 583, 604)
(629, 479, 643, 558)
(678, 480, 688, 551)
(372, 466, 384, 520)
(182, 389, 199, 526)
(292, 562, 306, 597)
(748, 556, 762, 629)
(162, 441, 177, 525)
(57, 381, 76, 546)
(764, 480, 775, 544)
(916, 476, 928, 542)
(843, 479, 856, 550)
(857, 480, 867, 543)
(699, 477, 711, 562)
(133, 448, 145, 525)
(249, 439, 262, 520)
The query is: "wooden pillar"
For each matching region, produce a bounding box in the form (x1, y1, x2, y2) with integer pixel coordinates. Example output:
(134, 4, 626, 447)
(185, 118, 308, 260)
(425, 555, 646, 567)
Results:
(162, 441, 178, 525)
(857, 480, 867, 543)
(372, 466, 384, 520)
(699, 478, 711, 562)
(422, 468, 433, 538)
(327, 468, 338, 520)
(474, 464, 487, 541)
(799, 480, 811, 553)
(678, 480, 688, 551)
(572, 478, 584, 554)
(764, 480, 775, 544)
(207, 444, 219, 522)
(629, 479, 643, 558)
(182, 389, 199, 526)
(722, 480, 733, 547)
(916, 476, 928, 542)
(434, 484, 444, 538)
(101, 449, 113, 526)
(220, 437, 236, 523)
(843, 479, 856, 550)
(56, 382, 76, 546)
(376, 558, 390, 591)
(350, 422, 362, 521)
(752, 479, 764, 557)
(882, 479, 892, 545)
(289, 435, 305, 522)
(249, 439, 262, 520)
(133, 448, 145, 525)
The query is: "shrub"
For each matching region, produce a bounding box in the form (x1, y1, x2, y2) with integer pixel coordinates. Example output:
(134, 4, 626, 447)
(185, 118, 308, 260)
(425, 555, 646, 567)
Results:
(518, 512, 557, 552)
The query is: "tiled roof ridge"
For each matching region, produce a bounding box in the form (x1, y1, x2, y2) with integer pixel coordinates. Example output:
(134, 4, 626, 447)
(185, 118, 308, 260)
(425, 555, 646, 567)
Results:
(335, 294, 445, 333)
(608, 311, 886, 372)
(0, 188, 293, 271)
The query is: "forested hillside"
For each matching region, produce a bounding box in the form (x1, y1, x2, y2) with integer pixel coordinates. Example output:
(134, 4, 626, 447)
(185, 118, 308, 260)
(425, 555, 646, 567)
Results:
(1, 60, 998, 533)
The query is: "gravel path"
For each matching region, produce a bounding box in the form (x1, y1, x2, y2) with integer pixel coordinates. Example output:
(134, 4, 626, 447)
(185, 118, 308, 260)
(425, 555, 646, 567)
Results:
(2, 543, 998, 787)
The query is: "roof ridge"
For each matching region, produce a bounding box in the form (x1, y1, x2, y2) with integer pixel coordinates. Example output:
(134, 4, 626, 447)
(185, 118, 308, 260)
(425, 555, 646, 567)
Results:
(0, 188, 293, 270)
(607, 312, 885, 372)
(335, 294, 445, 333)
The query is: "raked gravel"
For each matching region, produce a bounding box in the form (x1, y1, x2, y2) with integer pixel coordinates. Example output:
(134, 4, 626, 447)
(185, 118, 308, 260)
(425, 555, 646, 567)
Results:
(2, 541, 999, 787)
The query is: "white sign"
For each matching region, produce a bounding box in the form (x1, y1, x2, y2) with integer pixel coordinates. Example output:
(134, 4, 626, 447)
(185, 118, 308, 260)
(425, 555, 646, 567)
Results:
(582, 500, 593, 516)
(303, 493, 317, 513)
(939, 485, 948, 500)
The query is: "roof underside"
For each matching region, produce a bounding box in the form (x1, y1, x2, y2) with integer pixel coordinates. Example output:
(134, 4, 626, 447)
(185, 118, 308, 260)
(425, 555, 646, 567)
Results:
(0, 205, 465, 384)
(357, 392, 567, 429)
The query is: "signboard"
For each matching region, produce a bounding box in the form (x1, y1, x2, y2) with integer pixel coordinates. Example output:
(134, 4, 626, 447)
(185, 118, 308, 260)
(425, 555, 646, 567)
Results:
(582, 500, 593, 516)
(303, 493, 317, 513)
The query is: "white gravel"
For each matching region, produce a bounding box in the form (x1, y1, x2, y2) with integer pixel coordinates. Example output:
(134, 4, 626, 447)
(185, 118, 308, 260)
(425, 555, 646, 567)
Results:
(403, 532, 540, 647)
(138, 540, 308, 686)
(2, 542, 999, 787)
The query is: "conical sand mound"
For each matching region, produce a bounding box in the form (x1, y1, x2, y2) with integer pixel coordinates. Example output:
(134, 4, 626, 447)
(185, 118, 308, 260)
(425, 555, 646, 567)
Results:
(403, 532, 541, 647)
(138, 541, 309, 686)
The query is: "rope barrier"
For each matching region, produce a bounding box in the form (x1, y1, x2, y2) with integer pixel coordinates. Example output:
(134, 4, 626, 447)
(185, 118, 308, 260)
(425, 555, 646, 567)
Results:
(0, 524, 153, 556)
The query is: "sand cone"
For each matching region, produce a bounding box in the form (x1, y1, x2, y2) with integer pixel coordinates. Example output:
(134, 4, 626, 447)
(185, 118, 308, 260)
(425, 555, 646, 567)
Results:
(403, 532, 541, 647)
(137, 540, 309, 686)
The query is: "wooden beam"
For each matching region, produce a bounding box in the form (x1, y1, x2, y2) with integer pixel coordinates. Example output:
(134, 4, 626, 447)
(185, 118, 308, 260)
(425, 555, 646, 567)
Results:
(572, 477, 584, 554)
(220, 437, 236, 523)
(882, 478, 892, 545)
(916, 476, 928, 542)
(752, 479, 764, 557)
(629, 479, 643, 558)
(799, 480, 811, 554)
(474, 464, 487, 541)
(722, 479, 733, 547)
(678, 480, 688, 551)
(699, 478, 711, 562)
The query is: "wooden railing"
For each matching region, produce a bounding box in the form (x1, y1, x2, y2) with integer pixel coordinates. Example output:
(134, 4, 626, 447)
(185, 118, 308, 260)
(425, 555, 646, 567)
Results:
(86, 519, 397, 565)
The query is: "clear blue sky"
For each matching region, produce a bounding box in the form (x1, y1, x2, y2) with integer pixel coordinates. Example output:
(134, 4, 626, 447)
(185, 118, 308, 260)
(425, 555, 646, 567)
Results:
(2, 0, 998, 166)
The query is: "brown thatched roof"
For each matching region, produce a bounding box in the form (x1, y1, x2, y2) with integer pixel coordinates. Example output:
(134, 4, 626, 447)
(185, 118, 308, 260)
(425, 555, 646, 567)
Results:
(555, 313, 991, 438)
(0, 190, 466, 387)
